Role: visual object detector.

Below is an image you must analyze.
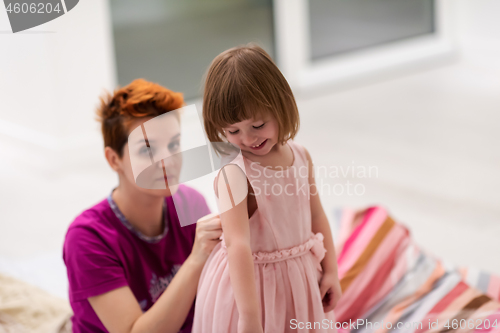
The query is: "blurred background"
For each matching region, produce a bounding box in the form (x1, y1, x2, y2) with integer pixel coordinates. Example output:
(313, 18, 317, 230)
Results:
(0, 0, 499, 300)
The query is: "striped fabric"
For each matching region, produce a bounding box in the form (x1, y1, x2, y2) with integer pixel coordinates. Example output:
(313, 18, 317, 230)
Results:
(459, 267, 500, 304)
(332, 206, 500, 333)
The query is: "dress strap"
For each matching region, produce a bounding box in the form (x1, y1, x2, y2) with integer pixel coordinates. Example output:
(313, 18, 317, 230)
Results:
(213, 152, 248, 198)
(288, 140, 309, 168)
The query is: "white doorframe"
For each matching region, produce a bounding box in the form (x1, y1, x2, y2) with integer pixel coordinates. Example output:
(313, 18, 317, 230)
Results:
(273, 0, 457, 93)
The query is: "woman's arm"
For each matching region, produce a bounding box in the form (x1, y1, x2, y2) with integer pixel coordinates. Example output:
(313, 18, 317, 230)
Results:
(216, 164, 263, 333)
(303, 147, 342, 312)
(89, 255, 202, 333)
(88, 213, 222, 333)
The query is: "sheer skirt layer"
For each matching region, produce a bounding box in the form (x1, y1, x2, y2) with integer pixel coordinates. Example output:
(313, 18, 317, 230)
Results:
(193, 234, 337, 333)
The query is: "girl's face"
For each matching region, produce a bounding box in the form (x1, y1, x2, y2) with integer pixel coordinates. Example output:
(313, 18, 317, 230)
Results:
(223, 112, 279, 156)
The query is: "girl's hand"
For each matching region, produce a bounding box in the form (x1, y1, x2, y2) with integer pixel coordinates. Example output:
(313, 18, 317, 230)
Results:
(189, 213, 222, 266)
(319, 271, 343, 313)
(238, 316, 264, 333)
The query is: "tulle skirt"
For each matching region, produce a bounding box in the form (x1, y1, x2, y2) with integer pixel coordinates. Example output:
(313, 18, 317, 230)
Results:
(192, 233, 338, 333)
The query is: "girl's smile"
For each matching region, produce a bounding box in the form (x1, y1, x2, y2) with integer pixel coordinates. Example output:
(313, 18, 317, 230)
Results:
(249, 138, 267, 150)
(223, 115, 279, 157)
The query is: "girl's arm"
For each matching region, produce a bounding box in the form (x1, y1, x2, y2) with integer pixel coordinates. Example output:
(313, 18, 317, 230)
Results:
(216, 164, 263, 332)
(303, 147, 343, 312)
(88, 214, 222, 333)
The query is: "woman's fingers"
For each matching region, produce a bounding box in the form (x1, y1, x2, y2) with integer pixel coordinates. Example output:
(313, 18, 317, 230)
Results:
(197, 212, 220, 224)
(197, 215, 222, 236)
(204, 218, 222, 231)
(201, 230, 222, 241)
(197, 213, 221, 229)
(190, 213, 223, 263)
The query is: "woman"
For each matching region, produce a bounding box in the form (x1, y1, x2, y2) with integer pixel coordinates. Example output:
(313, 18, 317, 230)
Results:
(63, 79, 222, 333)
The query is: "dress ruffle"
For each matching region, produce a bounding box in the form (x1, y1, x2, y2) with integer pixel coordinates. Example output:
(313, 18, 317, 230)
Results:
(222, 232, 327, 265)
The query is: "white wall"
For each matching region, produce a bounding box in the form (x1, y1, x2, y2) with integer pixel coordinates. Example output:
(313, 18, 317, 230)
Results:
(0, 0, 116, 258)
(0, 0, 116, 164)
(454, 0, 500, 73)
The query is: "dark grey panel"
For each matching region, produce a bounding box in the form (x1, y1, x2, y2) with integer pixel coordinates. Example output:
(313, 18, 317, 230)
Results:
(110, 0, 275, 100)
(309, 0, 435, 60)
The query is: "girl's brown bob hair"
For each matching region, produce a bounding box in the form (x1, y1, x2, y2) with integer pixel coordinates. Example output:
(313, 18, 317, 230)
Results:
(203, 44, 299, 144)
(95, 78, 184, 158)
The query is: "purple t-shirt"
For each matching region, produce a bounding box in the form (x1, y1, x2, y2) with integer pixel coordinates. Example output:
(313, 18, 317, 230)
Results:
(63, 185, 210, 333)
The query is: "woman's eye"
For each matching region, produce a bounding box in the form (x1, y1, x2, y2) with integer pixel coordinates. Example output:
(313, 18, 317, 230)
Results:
(168, 141, 180, 151)
(253, 123, 265, 129)
(228, 129, 239, 135)
(139, 146, 149, 155)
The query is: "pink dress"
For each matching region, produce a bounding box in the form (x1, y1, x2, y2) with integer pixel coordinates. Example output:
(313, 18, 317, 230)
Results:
(192, 140, 338, 333)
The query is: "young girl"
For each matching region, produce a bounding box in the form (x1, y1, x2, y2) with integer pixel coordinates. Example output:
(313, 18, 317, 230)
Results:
(193, 44, 342, 333)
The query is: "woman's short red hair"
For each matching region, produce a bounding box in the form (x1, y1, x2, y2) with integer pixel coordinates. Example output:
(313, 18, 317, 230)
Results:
(95, 79, 184, 158)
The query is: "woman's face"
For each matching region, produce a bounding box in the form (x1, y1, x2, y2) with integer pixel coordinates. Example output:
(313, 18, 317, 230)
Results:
(111, 112, 182, 197)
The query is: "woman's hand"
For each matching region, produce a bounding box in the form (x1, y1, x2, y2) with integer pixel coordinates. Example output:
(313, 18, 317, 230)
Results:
(89, 214, 223, 333)
(238, 316, 264, 333)
(319, 271, 342, 313)
(189, 213, 222, 265)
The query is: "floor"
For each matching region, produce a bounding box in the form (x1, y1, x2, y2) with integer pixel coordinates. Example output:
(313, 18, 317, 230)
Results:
(0, 55, 499, 300)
